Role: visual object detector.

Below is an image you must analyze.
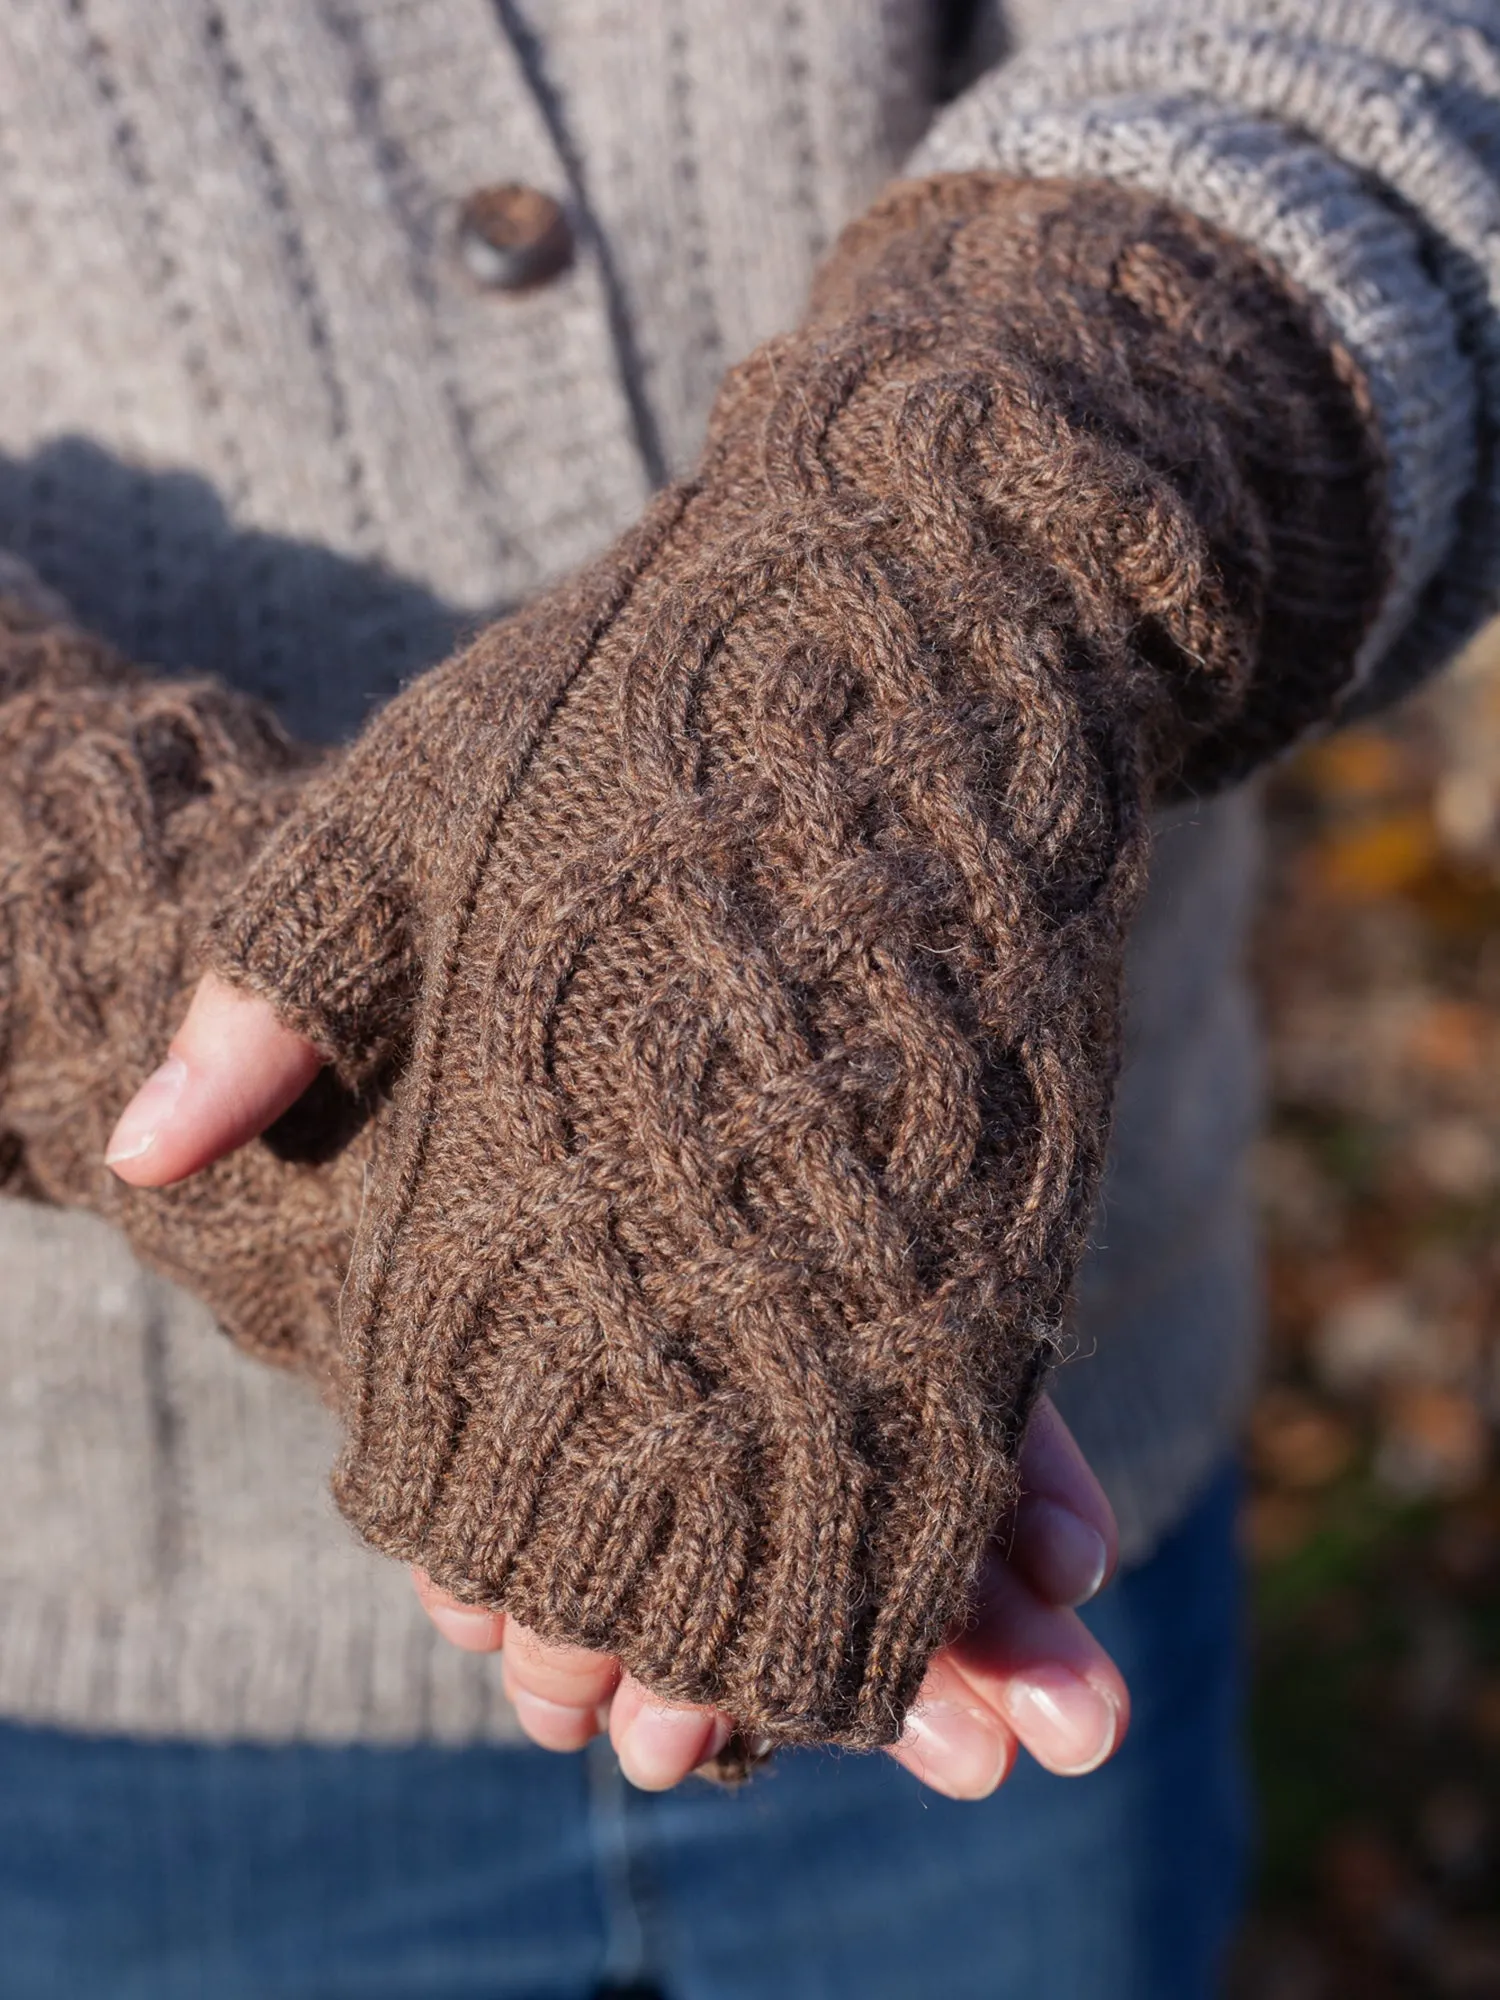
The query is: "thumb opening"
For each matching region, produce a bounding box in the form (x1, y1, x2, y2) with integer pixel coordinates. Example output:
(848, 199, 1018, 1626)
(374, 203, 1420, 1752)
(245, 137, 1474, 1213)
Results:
(105, 970, 323, 1187)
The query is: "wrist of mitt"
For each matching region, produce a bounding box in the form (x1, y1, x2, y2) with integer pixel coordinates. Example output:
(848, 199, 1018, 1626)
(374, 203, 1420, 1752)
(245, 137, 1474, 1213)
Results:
(0, 596, 373, 1387)
(205, 175, 1388, 1747)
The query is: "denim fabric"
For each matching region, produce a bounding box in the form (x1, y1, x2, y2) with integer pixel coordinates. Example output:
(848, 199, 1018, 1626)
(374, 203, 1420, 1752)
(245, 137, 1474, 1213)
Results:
(0, 1465, 1247, 2000)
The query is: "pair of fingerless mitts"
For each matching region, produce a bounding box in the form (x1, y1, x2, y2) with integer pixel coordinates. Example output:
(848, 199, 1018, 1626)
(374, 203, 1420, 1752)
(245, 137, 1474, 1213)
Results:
(0, 176, 1384, 1746)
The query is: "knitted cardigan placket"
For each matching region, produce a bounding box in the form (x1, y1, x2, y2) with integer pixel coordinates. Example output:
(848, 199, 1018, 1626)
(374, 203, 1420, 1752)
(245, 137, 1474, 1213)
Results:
(1, 175, 1388, 1748)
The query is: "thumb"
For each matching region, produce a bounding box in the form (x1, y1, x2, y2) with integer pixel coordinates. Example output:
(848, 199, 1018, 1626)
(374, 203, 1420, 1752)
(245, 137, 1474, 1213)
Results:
(105, 970, 323, 1187)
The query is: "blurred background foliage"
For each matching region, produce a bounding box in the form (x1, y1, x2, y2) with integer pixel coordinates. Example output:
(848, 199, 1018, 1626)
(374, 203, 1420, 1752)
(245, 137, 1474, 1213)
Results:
(1233, 628, 1500, 1997)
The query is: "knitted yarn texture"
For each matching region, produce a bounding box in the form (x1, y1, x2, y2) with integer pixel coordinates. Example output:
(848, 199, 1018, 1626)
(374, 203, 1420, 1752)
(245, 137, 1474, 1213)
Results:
(0, 600, 367, 1385)
(0, 596, 746, 1781)
(3, 176, 1385, 1747)
(204, 175, 1386, 1745)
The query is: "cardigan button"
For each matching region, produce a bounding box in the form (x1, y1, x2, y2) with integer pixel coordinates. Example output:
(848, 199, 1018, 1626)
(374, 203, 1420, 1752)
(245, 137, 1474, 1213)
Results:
(457, 185, 574, 292)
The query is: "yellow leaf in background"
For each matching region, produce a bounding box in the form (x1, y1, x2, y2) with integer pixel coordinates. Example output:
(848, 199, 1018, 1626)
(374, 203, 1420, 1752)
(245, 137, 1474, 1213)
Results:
(1312, 810, 1439, 898)
(1298, 730, 1413, 801)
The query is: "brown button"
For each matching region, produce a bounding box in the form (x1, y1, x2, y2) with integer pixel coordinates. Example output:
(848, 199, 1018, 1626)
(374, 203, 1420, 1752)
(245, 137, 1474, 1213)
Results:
(457, 184, 574, 292)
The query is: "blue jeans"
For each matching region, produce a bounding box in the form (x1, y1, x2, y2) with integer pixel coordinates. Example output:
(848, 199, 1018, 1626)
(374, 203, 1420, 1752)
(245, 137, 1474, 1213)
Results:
(0, 1466, 1247, 2000)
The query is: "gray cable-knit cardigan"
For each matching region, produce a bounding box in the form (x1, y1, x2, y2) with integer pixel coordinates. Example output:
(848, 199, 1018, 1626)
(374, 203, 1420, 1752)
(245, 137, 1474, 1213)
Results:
(0, 0, 1494, 1745)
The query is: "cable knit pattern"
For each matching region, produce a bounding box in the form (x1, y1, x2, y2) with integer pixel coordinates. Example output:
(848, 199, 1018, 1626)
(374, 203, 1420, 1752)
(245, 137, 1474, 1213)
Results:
(0, 603, 371, 1380)
(198, 177, 1385, 1744)
(2, 0, 1495, 1749)
(917, 0, 1500, 709)
(0, 596, 780, 1778)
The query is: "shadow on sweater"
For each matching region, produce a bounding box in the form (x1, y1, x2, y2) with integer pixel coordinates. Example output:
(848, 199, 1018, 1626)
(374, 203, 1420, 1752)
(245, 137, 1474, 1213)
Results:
(0, 436, 478, 743)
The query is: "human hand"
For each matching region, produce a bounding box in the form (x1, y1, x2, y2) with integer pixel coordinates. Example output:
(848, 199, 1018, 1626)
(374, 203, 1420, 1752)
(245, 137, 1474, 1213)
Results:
(110, 978, 1127, 1799)
(413, 1390, 1125, 1799)
(11, 611, 1123, 1800)
(0, 612, 358, 1379)
(107, 171, 1363, 1753)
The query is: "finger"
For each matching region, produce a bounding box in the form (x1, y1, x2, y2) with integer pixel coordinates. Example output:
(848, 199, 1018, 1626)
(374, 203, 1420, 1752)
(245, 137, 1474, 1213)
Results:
(501, 1622, 623, 1711)
(415, 1585, 613, 1754)
(105, 971, 323, 1187)
(504, 1676, 609, 1755)
(411, 1567, 505, 1653)
(501, 1623, 620, 1755)
(608, 1674, 733, 1791)
(887, 1654, 1019, 1800)
(944, 1549, 1129, 1777)
(1005, 1394, 1119, 1608)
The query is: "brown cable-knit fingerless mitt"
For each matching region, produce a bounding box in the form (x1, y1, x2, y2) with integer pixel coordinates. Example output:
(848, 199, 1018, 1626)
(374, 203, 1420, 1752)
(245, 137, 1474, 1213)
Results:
(195, 175, 1387, 1748)
(0, 599, 375, 1388)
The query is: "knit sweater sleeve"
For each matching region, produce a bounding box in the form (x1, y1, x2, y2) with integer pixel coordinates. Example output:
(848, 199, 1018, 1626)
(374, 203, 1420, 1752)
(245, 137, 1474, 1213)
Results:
(923, 0, 1500, 713)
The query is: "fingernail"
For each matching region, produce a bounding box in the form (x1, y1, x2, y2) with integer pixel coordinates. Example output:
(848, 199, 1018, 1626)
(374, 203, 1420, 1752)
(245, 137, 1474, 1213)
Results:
(105, 1057, 188, 1166)
(618, 1705, 730, 1791)
(1002, 1669, 1120, 1775)
(424, 1602, 504, 1653)
(897, 1699, 1007, 1798)
(1012, 1497, 1110, 1607)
